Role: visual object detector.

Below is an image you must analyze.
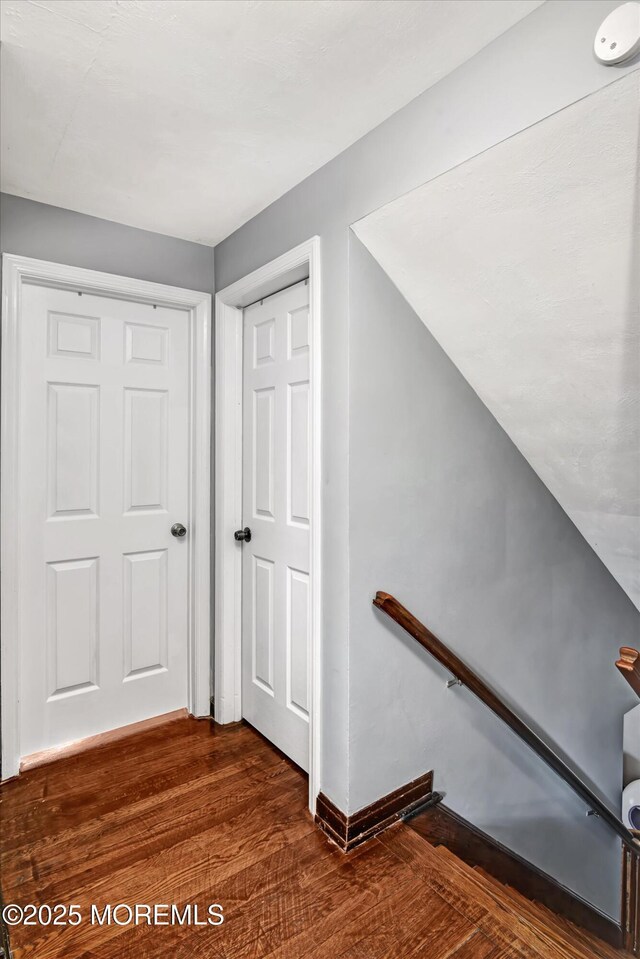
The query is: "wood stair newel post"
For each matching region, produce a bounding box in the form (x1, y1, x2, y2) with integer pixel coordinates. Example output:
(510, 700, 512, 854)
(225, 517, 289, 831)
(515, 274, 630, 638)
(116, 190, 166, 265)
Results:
(617, 648, 640, 699)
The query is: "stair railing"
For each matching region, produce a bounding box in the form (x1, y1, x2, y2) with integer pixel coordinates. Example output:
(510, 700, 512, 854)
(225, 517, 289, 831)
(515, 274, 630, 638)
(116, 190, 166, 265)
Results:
(373, 590, 639, 853)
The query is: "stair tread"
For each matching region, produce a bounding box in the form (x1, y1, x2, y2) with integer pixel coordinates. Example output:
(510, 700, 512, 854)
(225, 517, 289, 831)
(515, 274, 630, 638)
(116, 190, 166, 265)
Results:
(435, 844, 625, 959)
(472, 864, 626, 959)
(388, 828, 626, 959)
(419, 824, 629, 959)
(381, 827, 576, 959)
(434, 846, 605, 959)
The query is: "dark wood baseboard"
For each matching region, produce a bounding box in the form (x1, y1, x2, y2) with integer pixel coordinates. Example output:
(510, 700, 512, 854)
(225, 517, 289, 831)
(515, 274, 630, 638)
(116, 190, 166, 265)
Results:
(315, 770, 434, 851)
(408, 801, 625, 952)
(622, 844, 640, 955)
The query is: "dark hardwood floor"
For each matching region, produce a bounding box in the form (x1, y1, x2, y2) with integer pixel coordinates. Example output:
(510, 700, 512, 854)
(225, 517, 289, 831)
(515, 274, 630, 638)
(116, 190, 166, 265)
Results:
(0, 717, 627, 957)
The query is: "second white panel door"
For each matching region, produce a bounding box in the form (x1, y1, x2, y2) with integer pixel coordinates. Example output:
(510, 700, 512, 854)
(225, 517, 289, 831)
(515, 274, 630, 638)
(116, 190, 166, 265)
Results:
(241, 280, 310, 771)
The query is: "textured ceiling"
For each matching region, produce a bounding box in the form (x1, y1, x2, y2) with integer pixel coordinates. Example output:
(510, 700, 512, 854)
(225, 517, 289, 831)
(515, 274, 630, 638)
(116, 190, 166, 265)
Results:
(354, 73, 640, 609)
(0, 0, 542, 244)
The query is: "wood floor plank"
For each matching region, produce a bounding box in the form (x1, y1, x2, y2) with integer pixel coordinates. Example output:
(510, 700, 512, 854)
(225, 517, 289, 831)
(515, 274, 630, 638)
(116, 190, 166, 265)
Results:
(332, 895, 479, 959)
(1, 720, 252, 814)
(5, 749, 294, 892)
(1, 722, 261, 840)
(3, 740, 285, 853)
(446, 930, 507, 959)
(246, 842, 420, 959)
(82, 829, 348, 959)
(7, 785, 312, 958)
(1, 717, 212, 805)
(1, 717, 622, 959)
(306, 879, 443, 959)
(132, 835, 409, 959)
(478, 946, 535, 959)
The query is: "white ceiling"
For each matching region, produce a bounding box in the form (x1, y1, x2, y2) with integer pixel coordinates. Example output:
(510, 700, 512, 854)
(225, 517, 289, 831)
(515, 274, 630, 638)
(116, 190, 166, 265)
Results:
(354, 73, 640, 609)
(0, 0, 542, 245)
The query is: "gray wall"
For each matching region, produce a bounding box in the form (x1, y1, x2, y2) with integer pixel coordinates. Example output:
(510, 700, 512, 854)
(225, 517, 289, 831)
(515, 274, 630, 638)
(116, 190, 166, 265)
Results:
(215, 0, 640, 918)
(349, 236, 638, 918)
(0, 193, 214, 293)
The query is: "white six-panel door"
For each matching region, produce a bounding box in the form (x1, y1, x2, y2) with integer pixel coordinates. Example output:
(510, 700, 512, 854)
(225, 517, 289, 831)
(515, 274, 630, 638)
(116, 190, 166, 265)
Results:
(241, 280, 310, 770)
(19, 283, 190, 758)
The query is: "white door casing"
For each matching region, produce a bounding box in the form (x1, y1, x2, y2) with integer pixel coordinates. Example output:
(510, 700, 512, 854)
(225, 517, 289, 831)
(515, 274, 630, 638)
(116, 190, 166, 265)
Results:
(214, 236, 321, 812)
(241, 281, 310, 770)
(1, 255, 211, 779)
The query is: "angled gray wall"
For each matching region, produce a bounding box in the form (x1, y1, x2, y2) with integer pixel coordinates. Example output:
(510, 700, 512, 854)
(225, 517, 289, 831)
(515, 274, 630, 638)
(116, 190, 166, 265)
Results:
(349, 235, 638, 918)
(214, 0, 640, 918)
(0, 193, 214, 293)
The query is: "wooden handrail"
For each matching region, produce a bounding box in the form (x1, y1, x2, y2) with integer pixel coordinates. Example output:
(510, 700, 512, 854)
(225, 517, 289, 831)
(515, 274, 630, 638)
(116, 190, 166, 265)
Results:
(617, 647, 640, 699)
(373, 591, 639, 852)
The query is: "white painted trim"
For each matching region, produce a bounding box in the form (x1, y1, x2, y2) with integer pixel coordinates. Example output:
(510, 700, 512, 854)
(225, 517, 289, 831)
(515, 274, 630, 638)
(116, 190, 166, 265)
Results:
(214, 237, 322, 814)
(1, 254, 212, 780)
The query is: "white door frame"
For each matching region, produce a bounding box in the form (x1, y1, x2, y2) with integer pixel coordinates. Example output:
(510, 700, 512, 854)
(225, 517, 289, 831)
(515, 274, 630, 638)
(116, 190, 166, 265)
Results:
(1, 253, 212, 780)
(214, 237, 321, 813)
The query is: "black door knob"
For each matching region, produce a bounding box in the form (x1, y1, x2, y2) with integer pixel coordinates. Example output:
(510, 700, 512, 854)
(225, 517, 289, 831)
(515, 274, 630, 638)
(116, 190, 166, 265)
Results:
(171, 523, 187, 538)
(234, 527, 251, 543)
